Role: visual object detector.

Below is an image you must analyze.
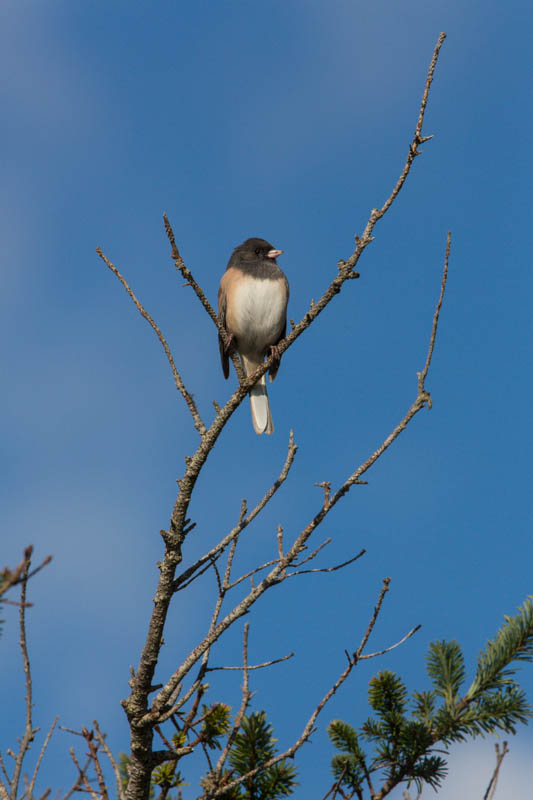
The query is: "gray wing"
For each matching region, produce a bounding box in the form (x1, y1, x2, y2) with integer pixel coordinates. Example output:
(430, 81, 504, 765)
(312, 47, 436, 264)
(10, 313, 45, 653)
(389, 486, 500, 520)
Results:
(218, 282, 230, 380)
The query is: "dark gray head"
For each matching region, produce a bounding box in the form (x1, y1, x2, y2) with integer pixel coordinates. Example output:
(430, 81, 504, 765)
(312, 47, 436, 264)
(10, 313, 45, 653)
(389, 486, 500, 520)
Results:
(230, 237, 284, 266)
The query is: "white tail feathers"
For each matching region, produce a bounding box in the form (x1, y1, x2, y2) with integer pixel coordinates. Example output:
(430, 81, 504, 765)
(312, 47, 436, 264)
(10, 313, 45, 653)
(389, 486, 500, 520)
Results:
(242, 357, 274, 435)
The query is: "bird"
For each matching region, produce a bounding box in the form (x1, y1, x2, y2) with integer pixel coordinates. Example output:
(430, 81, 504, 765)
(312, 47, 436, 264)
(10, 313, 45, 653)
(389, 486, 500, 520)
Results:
(218, 237, 289, 435)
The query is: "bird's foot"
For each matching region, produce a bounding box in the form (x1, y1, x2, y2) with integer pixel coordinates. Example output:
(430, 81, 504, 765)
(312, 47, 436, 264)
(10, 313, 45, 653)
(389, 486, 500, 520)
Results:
(223, 332, 234, 354)
(269, 343, 282, 362)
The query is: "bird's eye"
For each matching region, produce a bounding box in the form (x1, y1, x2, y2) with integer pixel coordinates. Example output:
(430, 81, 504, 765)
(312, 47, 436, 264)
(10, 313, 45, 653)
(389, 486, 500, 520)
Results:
(254, 248, 261, 255)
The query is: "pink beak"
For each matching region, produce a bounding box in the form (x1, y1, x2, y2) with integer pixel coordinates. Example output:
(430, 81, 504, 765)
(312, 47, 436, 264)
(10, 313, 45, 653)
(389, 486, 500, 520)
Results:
(267, 248, 283, 259)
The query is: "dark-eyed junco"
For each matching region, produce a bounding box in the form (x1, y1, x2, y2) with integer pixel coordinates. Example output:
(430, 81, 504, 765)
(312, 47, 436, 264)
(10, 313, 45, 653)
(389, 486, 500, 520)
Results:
(218, 237, 289, 435)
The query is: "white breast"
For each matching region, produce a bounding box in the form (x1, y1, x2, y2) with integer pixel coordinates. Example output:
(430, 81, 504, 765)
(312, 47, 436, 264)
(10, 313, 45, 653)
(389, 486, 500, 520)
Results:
(231, 278, 286, 356)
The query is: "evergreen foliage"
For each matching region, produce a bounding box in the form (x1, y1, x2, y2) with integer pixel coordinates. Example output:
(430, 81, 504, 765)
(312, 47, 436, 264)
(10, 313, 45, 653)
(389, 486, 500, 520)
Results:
(201, 703, 232, 749)
(224, 711, 298, 799)
(327, 597, 533, 798)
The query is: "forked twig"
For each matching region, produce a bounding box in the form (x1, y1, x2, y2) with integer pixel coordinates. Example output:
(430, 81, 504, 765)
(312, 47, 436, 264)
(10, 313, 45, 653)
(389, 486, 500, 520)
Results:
(81, 727, 109, 800)
(68, 748, 99, 800)
(483, 741, 509, 800)
(60, 755, 92, 800)
(0, 546, 52, 600)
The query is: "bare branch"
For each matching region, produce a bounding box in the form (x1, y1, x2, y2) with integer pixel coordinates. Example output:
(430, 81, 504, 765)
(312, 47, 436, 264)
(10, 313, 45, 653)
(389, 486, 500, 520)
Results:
(291, 537, 333, 567)
(211, 624, 253, 787)
(276, 525, 284, 561)
(359, 624, 421, 660)
(10, 556, 39, 800)
(154, 725, 175, 753)
(321, 763, 349, 800)
(28, 717, 58, 800)
(81, 727, 109, 800)
(483, 741, 509, 800)
(0, 546, 52, 600)
(316, 481, 332, 507)
(355, 578, 391, 658)
(93, 721, 125, 800)
(96, 248, 206, 436)
(418, 230, 451, 393)
(163, 216, 245, 383)
(0, 752, 10, 785)
(206, 651, 294, 672)
(0, 773, 8, 800)
(67, 748, 99, 800)
(163, 215, 219, 330)
(286, 548, 366, 578)
(374, 32, 447, 220)
(226, 560, 279, 591)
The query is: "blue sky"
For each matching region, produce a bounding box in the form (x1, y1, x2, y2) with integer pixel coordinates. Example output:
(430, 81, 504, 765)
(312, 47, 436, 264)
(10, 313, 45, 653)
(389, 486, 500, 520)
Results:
(1, 1, 532, 797)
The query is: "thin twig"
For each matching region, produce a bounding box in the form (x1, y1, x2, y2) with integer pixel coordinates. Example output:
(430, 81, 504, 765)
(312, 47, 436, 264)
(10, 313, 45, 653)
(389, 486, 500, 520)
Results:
(0, 547, 52, 599)
(163, 216, 219, 329)
(359, 624, 421, 660)
(277, 526, 284, 560)
(286, 549, 366, 578)
(11, 557, 38, 800)
(212, 624, 252, 787)
(316, 482, 332, 507)
(96, 248, 206, 436)
(81, 728, 109, 800)
(321, 763, 349, 800)
(483, 741, 509, 800)
(163, 216, 244, 382)
(28, 717, 58, 799)
(418, 231, 451, 393)
(68, 749, 99, 800)
(226, 559, 280, 591)
(93, 721, 125, 800)
(206, 651, 294, 672)
(292, 538, 332, 567)
(0, 752, 10, 785)
(155, 726, 175, 752)
(355, 578, 391, 658)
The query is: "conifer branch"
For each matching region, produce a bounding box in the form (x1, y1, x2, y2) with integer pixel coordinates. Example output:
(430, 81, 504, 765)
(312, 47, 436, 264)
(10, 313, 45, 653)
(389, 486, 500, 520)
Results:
(328, 596, 533, 800)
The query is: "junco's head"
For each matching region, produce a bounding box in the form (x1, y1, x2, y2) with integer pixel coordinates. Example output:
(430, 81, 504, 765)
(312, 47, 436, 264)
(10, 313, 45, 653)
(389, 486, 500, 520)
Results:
(231, 238, 284, 264)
